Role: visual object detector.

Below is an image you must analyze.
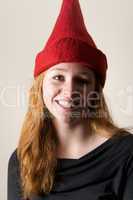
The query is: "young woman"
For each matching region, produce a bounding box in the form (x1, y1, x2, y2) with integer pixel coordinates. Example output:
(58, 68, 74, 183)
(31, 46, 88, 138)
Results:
(8, 1, 133, 200)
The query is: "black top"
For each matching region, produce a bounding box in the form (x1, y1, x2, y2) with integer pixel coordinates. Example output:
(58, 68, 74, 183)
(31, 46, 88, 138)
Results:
(8, 132, 133, 200)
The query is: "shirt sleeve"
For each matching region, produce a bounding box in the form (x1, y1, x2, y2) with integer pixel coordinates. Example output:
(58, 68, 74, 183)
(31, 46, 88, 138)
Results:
(7, 149, 24, 200)
(122, 152, 133, 200)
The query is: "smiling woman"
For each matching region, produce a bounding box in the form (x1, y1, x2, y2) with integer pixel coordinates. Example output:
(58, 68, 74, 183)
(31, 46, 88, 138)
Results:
(7, 0, 133, 200)
(42, 63, 96, 125)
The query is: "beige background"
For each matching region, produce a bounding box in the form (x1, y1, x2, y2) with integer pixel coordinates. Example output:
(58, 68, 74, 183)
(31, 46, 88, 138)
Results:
(0, 0, 133, 199)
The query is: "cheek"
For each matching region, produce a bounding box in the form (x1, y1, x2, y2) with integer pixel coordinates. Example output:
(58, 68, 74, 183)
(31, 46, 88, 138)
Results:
(81, 83, 96, 103)
(82, 82, 95, 94)
(42, 81, 58, 103)
(88, 80, 96, 92)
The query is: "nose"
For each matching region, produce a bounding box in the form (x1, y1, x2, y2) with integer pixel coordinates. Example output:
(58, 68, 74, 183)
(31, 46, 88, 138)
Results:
(60, 79, 83, 109)
(61, 79, 77, 101)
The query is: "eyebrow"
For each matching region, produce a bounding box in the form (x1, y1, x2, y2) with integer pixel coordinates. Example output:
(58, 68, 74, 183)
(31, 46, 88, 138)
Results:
(51, 68, 92, 76)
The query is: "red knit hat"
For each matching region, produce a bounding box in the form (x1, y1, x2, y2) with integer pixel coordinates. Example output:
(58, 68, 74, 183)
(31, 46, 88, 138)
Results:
(34, 0, 108, 87)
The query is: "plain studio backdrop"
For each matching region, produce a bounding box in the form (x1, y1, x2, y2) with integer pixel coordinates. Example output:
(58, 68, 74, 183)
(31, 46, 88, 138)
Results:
(0, 0, 133, 199)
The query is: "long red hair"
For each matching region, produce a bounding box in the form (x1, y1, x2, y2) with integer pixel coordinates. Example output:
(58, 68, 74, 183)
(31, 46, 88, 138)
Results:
(17, 71, 130, 199)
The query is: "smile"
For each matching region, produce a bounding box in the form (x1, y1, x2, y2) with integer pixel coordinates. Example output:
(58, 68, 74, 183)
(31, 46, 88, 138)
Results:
(55, 100, 73, 111)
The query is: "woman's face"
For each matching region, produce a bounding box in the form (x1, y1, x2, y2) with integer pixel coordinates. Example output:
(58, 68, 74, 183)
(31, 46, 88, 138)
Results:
(42, 62, 96, 123)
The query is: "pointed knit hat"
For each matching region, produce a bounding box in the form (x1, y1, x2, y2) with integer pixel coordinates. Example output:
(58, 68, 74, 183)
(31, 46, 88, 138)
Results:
(34, 0, 108, 87)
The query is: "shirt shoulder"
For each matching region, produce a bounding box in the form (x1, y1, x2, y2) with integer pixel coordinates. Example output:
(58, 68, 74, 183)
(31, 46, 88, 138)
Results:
(8, 148, 19, 173)
(7, 149, 23, 200)
(117, 132, 133, 152)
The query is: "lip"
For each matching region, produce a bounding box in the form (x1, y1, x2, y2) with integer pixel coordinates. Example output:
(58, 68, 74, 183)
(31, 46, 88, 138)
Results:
(55, 100, 73, 111)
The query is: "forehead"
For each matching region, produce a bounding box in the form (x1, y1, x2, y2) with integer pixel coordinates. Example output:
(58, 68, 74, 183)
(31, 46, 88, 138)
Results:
(46, 62, 95, 76)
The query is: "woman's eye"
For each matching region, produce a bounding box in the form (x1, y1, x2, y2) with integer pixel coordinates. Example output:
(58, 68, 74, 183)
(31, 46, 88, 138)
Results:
(82, 79, 89, 84)
(53, 75, 64, 81)
(77, 78, 90, 84)
(52, 76, 90, 84)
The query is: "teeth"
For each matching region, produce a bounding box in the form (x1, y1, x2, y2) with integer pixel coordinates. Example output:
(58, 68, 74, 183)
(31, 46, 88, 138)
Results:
(58, 100, 72, 108)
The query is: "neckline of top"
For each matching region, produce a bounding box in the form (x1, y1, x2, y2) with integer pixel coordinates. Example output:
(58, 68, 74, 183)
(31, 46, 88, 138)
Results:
(57, 133, 127, 162)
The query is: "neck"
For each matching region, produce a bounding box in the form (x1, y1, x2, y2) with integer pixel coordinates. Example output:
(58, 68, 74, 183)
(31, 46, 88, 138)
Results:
(52, 118, 93, 148)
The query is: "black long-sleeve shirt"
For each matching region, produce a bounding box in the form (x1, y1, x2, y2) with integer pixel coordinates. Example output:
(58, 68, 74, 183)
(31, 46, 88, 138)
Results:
(8, 132, 133, 200)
